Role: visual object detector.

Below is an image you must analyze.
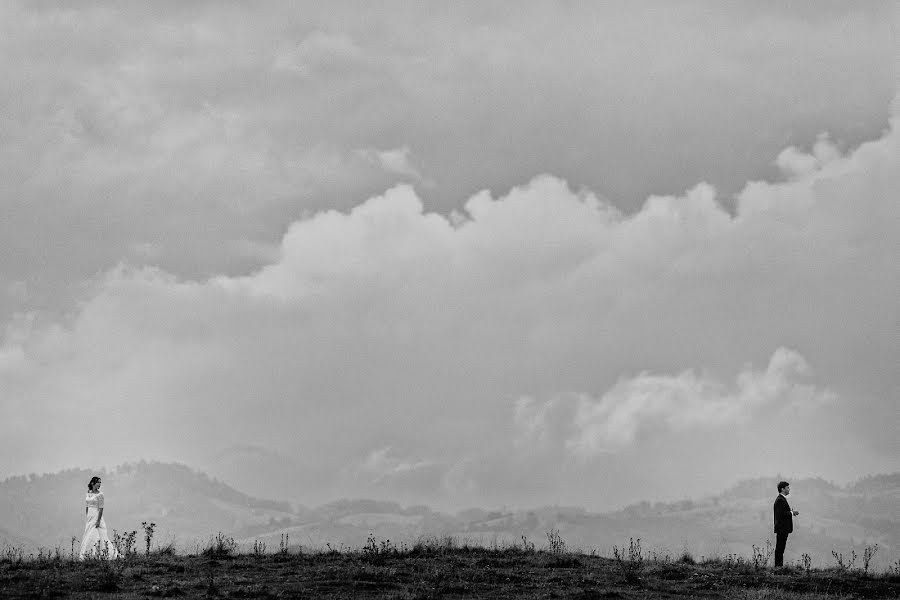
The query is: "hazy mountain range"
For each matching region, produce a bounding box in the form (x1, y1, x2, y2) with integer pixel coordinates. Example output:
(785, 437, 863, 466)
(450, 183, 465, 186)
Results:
(0, 461, 896, 571)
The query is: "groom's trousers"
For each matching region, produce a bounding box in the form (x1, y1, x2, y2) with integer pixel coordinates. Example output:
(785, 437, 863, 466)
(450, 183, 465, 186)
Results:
(774, 532, 789, 567)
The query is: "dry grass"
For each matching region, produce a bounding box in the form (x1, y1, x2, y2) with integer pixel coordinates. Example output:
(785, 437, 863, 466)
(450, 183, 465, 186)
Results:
(1, 536, 898, 599)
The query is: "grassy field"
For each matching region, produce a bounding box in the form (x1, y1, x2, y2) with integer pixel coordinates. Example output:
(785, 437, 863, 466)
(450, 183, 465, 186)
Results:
(3, 536, 899, 599)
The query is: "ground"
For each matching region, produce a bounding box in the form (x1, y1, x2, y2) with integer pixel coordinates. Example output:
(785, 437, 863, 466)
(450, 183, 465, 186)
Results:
(2, 544, 899, 599)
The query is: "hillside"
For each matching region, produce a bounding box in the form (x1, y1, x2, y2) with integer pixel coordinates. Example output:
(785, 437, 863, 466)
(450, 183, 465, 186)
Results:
(1, 464, 897, 572)
(0, 462, 296, 553)
(3, 542, 900, 599)
(241, 475, 899, 571)
(0, 525, 35, 551)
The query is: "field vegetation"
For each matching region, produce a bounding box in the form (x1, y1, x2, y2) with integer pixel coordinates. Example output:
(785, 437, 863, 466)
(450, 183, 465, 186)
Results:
(2, 532, 898, 599)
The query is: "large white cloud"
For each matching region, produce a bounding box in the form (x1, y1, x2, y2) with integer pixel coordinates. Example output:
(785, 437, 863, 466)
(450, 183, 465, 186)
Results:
(514, 347, 832, 458)
(0, 2, 893, 325)
(1, 116, 897, 508)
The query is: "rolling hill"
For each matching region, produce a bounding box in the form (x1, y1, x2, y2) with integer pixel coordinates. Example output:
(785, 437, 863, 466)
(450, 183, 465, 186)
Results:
(0, 463, 896, 571)
(0, 462, 296, 553)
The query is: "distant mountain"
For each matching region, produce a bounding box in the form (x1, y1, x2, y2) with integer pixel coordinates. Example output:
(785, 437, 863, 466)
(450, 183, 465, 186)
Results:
(201, 445, 332, 508)
(0, 524, 36, 550)
(532, 475, 899, 570)
(1, 464, 896, 571)
(848, 473, 900, 496)
(237, 475, 899, 570)
(0, 462, 296, 552)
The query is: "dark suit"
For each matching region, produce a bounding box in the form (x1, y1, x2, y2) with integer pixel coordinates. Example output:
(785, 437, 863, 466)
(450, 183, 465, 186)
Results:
(773, 494, 793, 566)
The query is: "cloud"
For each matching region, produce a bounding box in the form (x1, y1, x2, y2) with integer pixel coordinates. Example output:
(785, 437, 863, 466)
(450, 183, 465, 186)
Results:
(449, 348, 835, 505)
(346, 447, 445, 501)
(356, 146, 434, 187)
(0, 2, 893, 354)
(1, 118, 898, 508)
(271, 30, 366, 76)
(2, 280, 27, 304)
(775, 133, 842, 177)
(563, 348, 832, 456)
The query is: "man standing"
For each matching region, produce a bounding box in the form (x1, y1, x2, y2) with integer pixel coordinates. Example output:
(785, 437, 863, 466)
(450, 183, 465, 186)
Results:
(773, 481, 799, 567)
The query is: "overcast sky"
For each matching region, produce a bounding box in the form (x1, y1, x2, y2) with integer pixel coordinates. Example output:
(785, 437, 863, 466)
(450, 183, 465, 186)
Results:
(1, 1, 898, 511)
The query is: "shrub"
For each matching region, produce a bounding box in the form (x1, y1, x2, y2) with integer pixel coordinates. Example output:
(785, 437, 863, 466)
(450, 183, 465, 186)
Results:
(831, 549, 856, 572)
(361, 533, 399, 563)
(613, 538, 643, 581)
(153, 541, 177, 556)
(545, 528, 566, 555)
(800, 553, 812, 578)
(862, 544, 877, 576)
(2, 545, 25, 566)
(85, 539, 113, 562)
(202, 532, 237, 559)
(141, 521, 157, 557)
(112, 529, 138, 559)
(34, 547, 62, 564)
(720, 553, 747, 570)
(85, 542, 124, 593)
(751, 541, 773, 570)
(889, 558, 900, 577)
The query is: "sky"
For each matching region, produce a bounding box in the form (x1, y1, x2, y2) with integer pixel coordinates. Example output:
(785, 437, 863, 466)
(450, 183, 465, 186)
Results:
(0, 1, 898, 511)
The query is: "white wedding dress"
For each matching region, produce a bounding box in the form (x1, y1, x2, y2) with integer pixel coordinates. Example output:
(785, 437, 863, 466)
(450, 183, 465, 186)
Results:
(78, 491, 119, 559)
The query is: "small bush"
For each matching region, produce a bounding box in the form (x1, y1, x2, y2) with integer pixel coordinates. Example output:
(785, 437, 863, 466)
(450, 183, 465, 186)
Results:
(361, 533, 399, 563)
(862, 544, 877, 576)
(153, 541, 178, 556)
(545, 528, 566, 555)
(800, 553, 812, 578)
(83, 539, 114, 562)
(888, 558, 900, 577)
(85, 545, 125, 593)
(2, 545, 25, 565)
(202, 532, 237, 559)
(751, 541, 774, 570)
(113, 529, 138, 559)
(613, 537, 643, 581)
(34, 547, 61, 564)
(720, 553, 747, 570)
(831, 549, 856, 572)
(142, 521, 157, 557)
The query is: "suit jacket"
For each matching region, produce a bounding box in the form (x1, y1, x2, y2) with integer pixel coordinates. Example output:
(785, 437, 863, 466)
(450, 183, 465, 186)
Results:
(774, 494, 793, 534)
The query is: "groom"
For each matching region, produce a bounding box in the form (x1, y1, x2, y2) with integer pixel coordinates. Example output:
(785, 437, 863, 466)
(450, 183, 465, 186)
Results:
(773, 481, 799, 567)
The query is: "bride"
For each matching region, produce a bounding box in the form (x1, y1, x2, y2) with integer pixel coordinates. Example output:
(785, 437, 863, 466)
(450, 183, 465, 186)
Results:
(78, 476, 119, 559)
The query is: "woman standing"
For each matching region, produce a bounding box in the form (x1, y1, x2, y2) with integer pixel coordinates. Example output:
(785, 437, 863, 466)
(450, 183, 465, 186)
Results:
(78, 476, 118, 559)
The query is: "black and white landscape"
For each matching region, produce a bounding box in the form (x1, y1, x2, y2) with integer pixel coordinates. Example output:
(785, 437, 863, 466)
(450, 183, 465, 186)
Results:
(1, 1, 898, 581)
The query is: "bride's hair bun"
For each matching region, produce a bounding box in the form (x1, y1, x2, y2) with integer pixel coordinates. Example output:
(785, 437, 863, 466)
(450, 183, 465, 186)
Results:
(88, 476, 101, 491)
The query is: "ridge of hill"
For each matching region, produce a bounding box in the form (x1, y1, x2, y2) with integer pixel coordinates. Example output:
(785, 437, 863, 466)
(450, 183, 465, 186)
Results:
(0, 462, 297, 552)
(0, 464, 896, 570)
